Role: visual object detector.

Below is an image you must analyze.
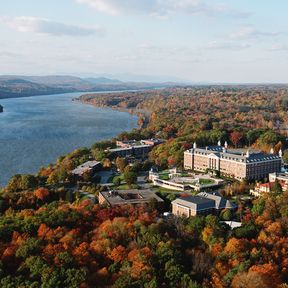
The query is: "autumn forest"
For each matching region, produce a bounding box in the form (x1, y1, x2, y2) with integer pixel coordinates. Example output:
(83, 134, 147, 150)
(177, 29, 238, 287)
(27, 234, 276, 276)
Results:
(1, 86, 288, 287)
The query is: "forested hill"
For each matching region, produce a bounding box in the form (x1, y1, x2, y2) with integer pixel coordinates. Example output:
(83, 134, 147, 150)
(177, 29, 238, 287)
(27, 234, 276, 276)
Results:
(78, 85, 288, 166)
(0, 75, 178, 99)
(0, 79, 68, 99)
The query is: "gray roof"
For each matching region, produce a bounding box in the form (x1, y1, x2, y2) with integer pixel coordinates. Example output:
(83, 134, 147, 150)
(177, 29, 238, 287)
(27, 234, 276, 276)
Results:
(100, 189, 164, 206)
(172, 192, 237, 211)
(71, 161, 101, 175)
(109, 145, 151, 153)
(197, 192, 237, 209)
(186, 146, 281, 163)
(172, 196, 215, 211)
(108, 147, 133, 153)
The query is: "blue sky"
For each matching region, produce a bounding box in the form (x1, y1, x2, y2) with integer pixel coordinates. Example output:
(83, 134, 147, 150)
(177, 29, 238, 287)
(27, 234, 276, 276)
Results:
(0, 0, 288, 83)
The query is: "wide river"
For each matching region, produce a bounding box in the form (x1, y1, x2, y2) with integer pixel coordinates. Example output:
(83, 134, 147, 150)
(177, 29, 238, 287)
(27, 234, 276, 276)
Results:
(0, 92, 138, 187)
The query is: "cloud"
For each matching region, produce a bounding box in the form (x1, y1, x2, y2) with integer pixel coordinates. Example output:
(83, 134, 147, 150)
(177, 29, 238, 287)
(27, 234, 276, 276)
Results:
(0, 51, 23, 58)
(268, 44, 288, 51)
(76, 0, 246, 18)
(206, 41, 250, 50)
(230, 26, 280, 40)
(0, 16, 103, 36)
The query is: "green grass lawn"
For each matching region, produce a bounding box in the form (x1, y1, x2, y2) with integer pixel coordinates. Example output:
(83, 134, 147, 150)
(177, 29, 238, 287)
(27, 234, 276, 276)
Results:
(199, 178, 215, 185)
(153, 186, 183, 194)
(180, 173, 189, 177)
(117, 184, 139, 190)
(159, 173, 170, 180)
(108, 174, 124, 183)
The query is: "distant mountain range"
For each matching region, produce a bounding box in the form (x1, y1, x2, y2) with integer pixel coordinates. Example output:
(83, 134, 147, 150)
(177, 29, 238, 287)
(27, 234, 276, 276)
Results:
(0, 75, 180, 99)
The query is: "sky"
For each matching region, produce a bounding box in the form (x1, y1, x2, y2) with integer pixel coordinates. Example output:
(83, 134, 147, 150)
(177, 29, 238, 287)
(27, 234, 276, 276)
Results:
(0, 0, 288, 83)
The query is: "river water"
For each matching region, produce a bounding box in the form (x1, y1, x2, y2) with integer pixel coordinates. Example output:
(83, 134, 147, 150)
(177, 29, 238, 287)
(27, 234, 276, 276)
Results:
(0, 92, 138, 186)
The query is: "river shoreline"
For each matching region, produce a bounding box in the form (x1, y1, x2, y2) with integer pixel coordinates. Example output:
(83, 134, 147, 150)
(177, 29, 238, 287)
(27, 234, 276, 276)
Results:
(74, 97, 151, 128)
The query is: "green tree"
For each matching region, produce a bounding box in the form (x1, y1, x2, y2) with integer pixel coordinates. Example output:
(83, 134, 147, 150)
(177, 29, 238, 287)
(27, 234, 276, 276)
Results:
(282, 150, 288, 164)
(272, 179, 282, 194)
(258, 130, 280, 146)
(124, 171, 137, 186)
(16, 238, 42, 259)
(165, 259, 183, 286)
(6, 174, 38, 192)
(92, 148, 106, 161)
(220, 209, 232, 221)
(113, 177, 121, 187)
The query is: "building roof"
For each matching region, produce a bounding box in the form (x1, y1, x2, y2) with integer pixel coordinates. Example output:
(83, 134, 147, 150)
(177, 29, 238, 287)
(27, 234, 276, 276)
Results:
(71, 161, 101, 176)
(172, 192, 237, 211)
(141, 138, 164, 145)
(185, 146, 281, 163)
(270, 172, 288, 181)
(108, 147, 133, 153)
(222, 221, 242, 229)
(100, 189, 164, 206)
(197, 192, 237, 209)
(172, 195, 215, 211)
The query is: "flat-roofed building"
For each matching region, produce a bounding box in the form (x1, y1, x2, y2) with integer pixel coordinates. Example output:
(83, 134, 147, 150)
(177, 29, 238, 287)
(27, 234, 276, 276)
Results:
(184, 142, 282, 180)
(116, 140, 138, 148)
(140, 138, 164, 146)
(99, 189, 164, 207)
(172, 192, 236, 217)
(108, 144, 152, 158)
(71, 161, 102, 178)
(269, 172, 288, 183)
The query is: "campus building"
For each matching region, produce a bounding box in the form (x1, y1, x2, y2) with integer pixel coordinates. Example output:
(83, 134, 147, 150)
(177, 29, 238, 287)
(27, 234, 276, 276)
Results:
(71, 161, 102, 179)
(98, 189, 164, 207)
(172, 192, 236, 217)
(108, 145, 152, 158)
(250, 172, 288, 197)
(184, 142, 282, 180)
(109, 138, 164, 158)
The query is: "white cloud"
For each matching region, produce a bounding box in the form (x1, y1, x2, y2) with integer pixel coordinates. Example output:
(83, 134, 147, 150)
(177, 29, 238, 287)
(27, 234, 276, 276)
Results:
(230, 26, 280, 40)
(76, 0, 245, 17)
(206, 41, 250, 50)
(0, 16, 103, 36)
(268, 44, 288, 51)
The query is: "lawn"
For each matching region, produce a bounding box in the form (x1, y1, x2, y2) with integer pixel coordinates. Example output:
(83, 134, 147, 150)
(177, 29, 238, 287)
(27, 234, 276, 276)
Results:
(180, 173, 190, 177)
(153, 186, 183, 194)
(117, 184, 139, 190)
(108, 174, 124, 183)
(159, 173, 170, 180)
(199, 178, 215, 185)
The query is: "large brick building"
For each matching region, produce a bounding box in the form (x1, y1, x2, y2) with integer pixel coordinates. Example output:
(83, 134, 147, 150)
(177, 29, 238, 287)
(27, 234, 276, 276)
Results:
(172, 192, 236, 217)
(184, 142, 282, 180)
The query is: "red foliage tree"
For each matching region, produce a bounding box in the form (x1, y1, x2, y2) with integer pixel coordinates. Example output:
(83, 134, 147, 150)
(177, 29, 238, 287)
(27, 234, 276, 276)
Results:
(229, 131, 243, 148)
(34, 187, 49, 201)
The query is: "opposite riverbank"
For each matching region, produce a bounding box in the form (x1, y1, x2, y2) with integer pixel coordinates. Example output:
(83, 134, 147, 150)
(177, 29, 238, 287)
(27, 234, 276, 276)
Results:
(74, 94, 152, 128)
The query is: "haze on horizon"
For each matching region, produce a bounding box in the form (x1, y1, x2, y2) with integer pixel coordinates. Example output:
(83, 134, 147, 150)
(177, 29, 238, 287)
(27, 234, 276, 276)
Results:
(0, 0, 287, 83)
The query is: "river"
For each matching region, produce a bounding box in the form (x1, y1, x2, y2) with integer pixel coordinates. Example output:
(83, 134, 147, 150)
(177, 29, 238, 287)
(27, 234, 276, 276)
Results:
(0, 92, 138, 187)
